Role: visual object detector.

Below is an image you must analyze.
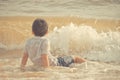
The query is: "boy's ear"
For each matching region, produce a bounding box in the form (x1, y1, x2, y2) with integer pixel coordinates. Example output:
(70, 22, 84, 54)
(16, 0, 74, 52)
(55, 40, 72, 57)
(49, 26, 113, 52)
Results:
(46, 31, 48, 34)
(45, 30, 48, 35)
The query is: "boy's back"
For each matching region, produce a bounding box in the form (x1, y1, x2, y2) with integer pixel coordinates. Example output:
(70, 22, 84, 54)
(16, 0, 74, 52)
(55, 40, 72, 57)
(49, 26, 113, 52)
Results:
(25, 36, 57, 66)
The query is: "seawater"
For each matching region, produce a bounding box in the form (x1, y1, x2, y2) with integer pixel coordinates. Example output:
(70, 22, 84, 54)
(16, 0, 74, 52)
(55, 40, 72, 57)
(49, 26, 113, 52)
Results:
(0, 23, 120, 62)
(0, 0, 120, 19)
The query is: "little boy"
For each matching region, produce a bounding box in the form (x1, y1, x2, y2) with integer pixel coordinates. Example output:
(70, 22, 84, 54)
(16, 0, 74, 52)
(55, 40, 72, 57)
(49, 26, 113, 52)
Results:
(20, 18, 85, 71)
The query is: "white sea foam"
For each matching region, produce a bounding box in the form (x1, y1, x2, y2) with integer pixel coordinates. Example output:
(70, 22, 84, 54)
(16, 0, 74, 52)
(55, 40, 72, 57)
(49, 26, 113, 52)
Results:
(48, 23, 120, 62)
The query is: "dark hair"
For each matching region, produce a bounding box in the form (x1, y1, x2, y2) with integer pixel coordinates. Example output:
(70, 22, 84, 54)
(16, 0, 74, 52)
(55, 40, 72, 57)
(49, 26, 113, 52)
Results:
(32, 18, 48, 37)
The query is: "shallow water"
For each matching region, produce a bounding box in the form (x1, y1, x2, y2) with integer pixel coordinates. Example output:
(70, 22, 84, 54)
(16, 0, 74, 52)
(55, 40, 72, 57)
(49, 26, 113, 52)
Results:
(0, 0, 120, 19)
(0, 58, 120, 80)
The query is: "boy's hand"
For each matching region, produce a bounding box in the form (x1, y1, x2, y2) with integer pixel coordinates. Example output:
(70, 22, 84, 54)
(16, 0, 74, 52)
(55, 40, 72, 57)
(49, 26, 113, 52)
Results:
(20, 52, 28, 72)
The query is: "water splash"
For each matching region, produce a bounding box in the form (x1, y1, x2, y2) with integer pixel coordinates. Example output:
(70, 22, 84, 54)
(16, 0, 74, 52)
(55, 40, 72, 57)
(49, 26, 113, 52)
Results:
(48, 23, 120, 62)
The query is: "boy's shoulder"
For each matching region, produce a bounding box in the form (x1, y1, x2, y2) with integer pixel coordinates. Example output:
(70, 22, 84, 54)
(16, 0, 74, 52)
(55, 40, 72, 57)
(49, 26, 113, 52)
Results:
(26, 37, 49, 43)
(25, 37, 34, 43)
(42, 37, 49, 42)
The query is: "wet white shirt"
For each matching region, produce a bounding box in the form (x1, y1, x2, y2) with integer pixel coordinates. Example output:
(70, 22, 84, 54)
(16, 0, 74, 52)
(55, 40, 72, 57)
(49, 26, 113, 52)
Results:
(24, 36, 57, 66)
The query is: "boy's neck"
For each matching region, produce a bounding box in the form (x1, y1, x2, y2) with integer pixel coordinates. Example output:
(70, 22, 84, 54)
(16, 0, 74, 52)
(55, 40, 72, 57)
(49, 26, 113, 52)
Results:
(34, 36, 45, 38)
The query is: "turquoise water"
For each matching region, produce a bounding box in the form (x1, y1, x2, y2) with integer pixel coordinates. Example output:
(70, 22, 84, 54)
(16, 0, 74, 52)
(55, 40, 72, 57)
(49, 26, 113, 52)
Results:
(0, 0, 120, 19)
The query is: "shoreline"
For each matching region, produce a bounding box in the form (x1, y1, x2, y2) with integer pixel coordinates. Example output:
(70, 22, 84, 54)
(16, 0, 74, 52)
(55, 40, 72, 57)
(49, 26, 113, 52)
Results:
(0, 15, 120, 20)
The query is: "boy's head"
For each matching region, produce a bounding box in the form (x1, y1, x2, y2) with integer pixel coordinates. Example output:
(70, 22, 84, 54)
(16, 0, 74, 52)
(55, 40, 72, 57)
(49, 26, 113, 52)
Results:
(32, 18, 48, 37)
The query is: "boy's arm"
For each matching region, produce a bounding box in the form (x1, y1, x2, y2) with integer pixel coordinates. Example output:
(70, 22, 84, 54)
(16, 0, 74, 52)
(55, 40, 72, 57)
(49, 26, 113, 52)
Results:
(20, 52, 28, 71)
(41, 54, 50, 68)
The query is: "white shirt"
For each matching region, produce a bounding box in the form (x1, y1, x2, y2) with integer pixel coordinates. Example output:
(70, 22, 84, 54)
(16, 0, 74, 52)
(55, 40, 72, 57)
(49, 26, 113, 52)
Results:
(24, 36, 57, 66)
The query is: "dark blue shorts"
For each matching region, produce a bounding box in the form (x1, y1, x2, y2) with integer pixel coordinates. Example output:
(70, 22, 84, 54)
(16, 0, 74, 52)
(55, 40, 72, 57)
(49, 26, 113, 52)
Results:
(57, 56, 74, 67)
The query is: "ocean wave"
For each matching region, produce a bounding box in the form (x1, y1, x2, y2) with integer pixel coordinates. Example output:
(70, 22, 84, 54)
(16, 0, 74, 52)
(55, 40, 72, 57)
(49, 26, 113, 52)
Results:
(0, 0, 120, 19)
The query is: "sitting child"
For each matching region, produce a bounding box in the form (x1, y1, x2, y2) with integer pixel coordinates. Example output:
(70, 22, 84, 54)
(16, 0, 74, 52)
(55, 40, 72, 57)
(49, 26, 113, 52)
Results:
(20, 18, 85, 71)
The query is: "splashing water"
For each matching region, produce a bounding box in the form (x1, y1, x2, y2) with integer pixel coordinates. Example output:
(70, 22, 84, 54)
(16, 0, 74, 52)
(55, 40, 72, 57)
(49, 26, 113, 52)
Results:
(48, 23, 120, 62)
